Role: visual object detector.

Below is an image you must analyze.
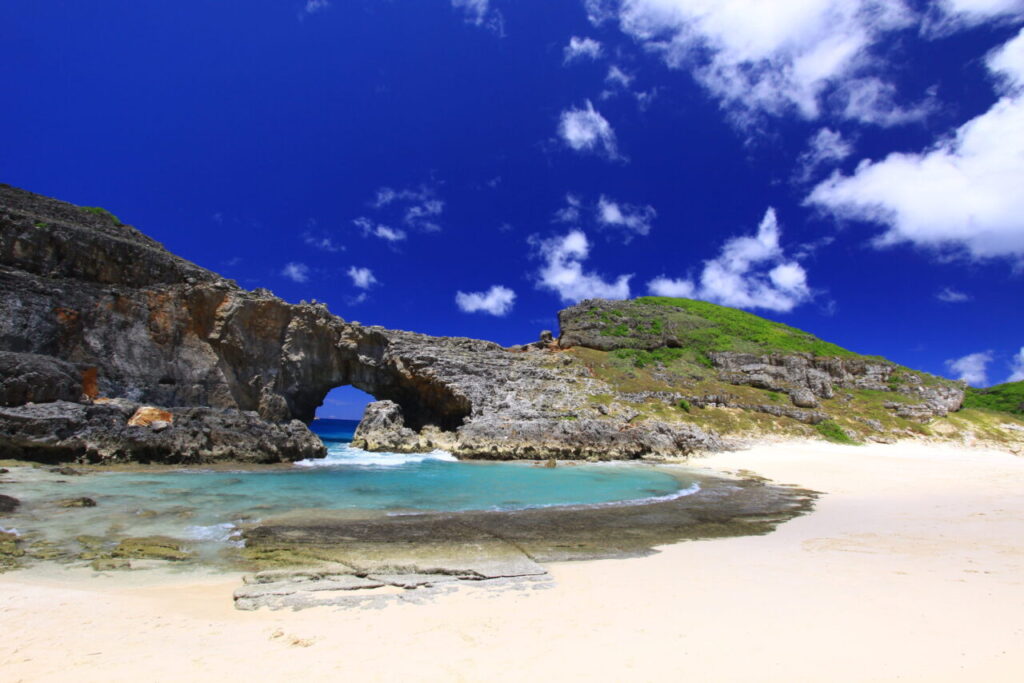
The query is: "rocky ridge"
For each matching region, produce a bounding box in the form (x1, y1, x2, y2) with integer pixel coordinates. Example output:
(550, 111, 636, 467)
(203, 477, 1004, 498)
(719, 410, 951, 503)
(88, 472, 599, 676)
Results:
(0, 185, 721, 463)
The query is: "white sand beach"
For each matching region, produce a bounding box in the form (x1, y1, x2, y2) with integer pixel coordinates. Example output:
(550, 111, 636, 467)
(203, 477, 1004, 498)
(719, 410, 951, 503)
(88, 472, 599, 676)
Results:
(2, 441, 1023, 682)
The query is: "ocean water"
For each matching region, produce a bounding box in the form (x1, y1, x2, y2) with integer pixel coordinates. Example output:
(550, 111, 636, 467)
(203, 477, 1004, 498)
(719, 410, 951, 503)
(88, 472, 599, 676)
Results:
(0, 419, 694, 551)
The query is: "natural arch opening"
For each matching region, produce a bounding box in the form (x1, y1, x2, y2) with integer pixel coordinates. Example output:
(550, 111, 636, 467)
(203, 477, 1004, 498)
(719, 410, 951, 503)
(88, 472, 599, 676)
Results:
(315, 385, 374, 422)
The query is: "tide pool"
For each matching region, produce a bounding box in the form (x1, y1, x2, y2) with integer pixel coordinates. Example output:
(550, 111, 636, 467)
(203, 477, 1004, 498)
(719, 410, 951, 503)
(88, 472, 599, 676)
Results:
(0, 419, 695, 555)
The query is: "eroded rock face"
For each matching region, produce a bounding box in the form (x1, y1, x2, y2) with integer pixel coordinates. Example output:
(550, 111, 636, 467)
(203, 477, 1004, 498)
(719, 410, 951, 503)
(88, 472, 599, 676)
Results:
(1, 185, 721, 462)
(709, 352, 964, 420)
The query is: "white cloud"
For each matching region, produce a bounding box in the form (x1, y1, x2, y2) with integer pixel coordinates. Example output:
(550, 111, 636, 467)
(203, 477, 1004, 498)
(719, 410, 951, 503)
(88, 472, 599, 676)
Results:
(946, 350, 993, 386)
(648, 208, 812, 312)
(452, 0, 504, 32)
(455, 285, 517, 316)
(798, 127, 853, 181)
(303, 232, 345, 252)
(553, 194, 583, 223)
(369, 185, 445, 232)
(1008, 347, 1024, 382)
(564, 36, 604, 63)
(281, 262, 310, 283)
(585, 0, 618, 25)
(936, 287, 971, 302)
(303, 0, 329, 14)
(807, 28, 1024, 261)
(533, 230, 632, 302)
(925, 0, 1024, 35)
(347, 266, 378, 289)
(616, 0, 921, 125)
(596, 195, 656, 240)
(605, 65, 634, 88)
(833, 77, 935, 126)
(354, 217, 407, 242)
(558, 101, 619, 159)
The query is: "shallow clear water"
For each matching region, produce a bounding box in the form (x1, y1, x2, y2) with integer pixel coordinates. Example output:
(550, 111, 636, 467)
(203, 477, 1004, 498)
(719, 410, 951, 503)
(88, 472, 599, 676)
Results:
(0, 419, 693, 548)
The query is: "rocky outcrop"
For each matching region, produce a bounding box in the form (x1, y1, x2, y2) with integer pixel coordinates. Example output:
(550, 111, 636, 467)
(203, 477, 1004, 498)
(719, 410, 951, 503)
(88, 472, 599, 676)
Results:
(0, 185, 720, 462)
(0, 400, 324, 464)
(709, 352, 964, 420)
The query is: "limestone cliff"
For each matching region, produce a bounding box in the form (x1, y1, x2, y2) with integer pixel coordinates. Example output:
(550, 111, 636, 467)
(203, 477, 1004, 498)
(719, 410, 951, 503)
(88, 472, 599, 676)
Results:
(1, 185, 1018, 463)
(0, 185, 720, 462)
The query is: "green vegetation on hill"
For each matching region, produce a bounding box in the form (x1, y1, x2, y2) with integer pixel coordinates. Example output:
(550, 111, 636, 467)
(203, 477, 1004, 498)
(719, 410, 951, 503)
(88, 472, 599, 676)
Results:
(81, 206, 123, 225)
(633, 296, 863, 359)
(964, 382, 1024, 415)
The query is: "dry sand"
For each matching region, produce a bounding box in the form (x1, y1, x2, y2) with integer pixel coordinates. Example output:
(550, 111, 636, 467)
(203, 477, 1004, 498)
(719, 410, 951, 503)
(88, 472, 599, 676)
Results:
(2, 441, 1023, 682)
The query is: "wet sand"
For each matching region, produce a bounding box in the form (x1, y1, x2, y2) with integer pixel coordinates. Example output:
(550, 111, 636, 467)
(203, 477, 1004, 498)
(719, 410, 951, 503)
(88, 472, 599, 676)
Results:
(2, 441, 1023, 681)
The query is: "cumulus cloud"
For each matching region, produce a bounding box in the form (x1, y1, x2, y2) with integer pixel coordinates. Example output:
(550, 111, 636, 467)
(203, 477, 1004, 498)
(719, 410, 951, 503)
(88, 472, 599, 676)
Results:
(936, 287, 971, 303)
(648, 208, 812, 312)
(281, 262, 310, 283)
(558, 101, 619, 158)
(596, 195, 656, 240)
(347, 266, 378, 289)
(614, 0, 935, 126)
(832, 77, 935, 126)
(1008, 346, 1024, 382)
(455, 285, 517, 316)
(807, 27, 1024, 261)
(533, 230, 632, 302)
(564, 36, 603, 63)
(798, 127, 853, 181)
(946, 350, 993, 386)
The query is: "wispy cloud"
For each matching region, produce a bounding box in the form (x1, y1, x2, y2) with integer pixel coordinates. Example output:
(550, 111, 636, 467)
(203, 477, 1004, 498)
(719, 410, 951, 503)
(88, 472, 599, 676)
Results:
(532, 230, 631, 303)
(281, 262, 310, 283)
(455, 285, 517, 316)
(553, 194, 583, 224)
(648, 208, 812, 313)
(451, 0, 504, 34)
(302, 0, 329, 15)
(364, 184, 445, 234)
(558, 101, 619, 159)
(797, 127, 852, 182)
(303, 232, 345, 252)
(946, 350, 993, 386)
(564, 36, 603, 64)
(353, 217, 407, 242)
(936, 287, 971, 303)
(596, 195, 656, 241)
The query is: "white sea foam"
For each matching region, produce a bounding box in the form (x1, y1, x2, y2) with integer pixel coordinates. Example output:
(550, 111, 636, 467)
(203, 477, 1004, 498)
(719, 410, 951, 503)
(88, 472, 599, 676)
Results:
(295, 443, 457, 468)
(185, 522, 242, 545)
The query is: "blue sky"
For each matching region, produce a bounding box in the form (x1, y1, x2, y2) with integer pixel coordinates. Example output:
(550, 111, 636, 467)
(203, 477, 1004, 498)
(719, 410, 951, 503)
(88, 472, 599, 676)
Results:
(3, 1, 1023, 416)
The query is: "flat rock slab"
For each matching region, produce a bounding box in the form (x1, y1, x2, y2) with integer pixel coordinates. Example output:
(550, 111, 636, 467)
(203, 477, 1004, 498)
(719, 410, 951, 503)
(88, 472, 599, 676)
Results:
(234, 566, 548, 611)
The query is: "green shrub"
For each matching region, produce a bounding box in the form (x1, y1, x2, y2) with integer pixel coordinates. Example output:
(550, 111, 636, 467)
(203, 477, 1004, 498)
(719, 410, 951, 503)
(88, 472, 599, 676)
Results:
(815, 420, 857, 444)
(81, 206, 122, 225)
(676, 399, 691, 413)
(611, 347, 688, 368)
(964, 382, 1024, 415)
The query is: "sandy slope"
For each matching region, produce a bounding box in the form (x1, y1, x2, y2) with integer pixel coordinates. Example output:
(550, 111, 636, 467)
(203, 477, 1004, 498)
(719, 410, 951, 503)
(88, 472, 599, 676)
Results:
(2, 441, 1023, 682)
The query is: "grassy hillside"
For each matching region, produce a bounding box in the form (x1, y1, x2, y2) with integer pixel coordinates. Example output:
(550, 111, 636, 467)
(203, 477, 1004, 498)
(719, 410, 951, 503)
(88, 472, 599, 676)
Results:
(634, 296, 862, 359)
(557, 298, 1023, 451)
(964, 382, 1024, 415)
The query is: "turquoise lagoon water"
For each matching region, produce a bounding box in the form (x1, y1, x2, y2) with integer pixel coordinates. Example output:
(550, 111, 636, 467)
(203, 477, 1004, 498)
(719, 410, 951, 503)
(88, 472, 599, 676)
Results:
(0, 419, 694, 548)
